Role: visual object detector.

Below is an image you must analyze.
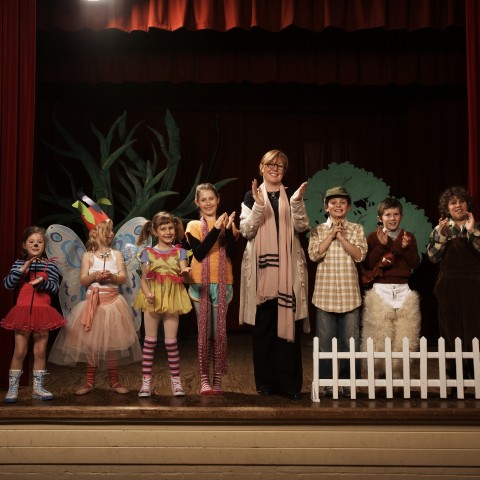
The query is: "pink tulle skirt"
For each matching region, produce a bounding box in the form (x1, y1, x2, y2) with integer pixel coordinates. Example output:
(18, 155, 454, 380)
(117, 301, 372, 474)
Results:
(1, 283, 66, 332)
(48, 293, 142, 368)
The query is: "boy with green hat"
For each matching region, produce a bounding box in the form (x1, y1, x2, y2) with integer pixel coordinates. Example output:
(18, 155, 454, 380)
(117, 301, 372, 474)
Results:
(308, 186, 367, 396)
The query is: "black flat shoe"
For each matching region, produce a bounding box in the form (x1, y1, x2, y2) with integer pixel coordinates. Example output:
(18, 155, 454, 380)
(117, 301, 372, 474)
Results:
(284, 391, 302, 400)
(257, 388, 277, 396)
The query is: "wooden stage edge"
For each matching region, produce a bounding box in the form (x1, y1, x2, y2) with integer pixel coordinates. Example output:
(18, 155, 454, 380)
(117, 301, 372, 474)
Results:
(1, 392, 480, 426)
(2, 333, 480, 426)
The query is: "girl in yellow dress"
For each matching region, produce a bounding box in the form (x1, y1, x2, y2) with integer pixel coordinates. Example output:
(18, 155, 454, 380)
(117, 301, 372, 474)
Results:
(133, 212, 192, 397)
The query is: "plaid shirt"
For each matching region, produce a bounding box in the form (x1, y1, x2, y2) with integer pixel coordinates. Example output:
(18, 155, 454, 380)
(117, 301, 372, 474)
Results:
(308, 218, 367, 312)
(427, 221, 480, 263)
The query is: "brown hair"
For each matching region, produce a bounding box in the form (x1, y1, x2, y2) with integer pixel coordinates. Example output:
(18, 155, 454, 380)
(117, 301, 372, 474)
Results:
(195, 183, 219, 201)
(438, 186, 474, 219)
(377, 197, 403, 217)
(86, 219, 113, 252)
(259, 149, 288, 176)
(195, 183, 220, 218)
(21, 226, 47, 259)
(136, 211, 185, 245)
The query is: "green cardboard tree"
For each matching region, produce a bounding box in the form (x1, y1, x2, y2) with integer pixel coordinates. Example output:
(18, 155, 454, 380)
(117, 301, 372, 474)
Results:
(305, 162, 432, 254)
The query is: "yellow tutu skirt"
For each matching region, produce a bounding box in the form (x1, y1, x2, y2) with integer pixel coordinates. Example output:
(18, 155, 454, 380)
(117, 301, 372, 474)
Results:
(133, 279, 192, 315)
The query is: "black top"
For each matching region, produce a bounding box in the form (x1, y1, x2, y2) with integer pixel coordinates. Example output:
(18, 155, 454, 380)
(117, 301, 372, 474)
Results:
(186, 226, 237, 262)
(243, 187, 293, 231)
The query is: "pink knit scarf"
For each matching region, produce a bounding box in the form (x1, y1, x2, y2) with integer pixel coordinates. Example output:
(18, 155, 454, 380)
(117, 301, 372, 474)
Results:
(198, 217, 228, 374)
(256, 183, 295, 341)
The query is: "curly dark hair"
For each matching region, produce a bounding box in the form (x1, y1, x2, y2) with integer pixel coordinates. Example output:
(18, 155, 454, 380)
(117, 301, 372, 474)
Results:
(438, 186, 474, 219)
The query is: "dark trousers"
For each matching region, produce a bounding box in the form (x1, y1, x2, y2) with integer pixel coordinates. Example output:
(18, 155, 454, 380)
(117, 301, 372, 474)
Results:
(252, 299, 303, 395)
(435, 274, 480, 379)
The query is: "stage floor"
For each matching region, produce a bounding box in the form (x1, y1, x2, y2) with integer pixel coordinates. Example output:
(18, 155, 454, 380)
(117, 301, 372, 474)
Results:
(2, 332, 480, 426)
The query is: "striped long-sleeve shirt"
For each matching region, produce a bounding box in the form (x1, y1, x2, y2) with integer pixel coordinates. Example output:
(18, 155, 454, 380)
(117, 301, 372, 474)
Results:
(3, 259, 60, 294)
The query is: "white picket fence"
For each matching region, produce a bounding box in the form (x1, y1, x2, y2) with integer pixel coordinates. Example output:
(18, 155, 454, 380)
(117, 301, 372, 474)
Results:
(311, 336, 480, 401)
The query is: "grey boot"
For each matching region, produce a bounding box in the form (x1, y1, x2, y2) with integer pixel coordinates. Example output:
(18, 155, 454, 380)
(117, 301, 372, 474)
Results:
(4, 369, 23, 403)
(32, 370, 55, 401)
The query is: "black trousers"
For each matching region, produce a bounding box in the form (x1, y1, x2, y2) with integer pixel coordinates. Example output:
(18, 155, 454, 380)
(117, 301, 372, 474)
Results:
(252, 299, 303, 395)
(435, 273, 480, 379)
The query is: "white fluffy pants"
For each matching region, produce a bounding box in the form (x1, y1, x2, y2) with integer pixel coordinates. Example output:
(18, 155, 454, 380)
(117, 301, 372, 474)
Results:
(361, 287, 421, 378)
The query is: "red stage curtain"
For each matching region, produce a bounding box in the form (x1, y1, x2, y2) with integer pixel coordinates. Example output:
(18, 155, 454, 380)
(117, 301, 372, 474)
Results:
(36, 27, 466, 86)
(0, 0, 36, 385)
(37, 0, 464, 33)
(466, 0, 480, 213)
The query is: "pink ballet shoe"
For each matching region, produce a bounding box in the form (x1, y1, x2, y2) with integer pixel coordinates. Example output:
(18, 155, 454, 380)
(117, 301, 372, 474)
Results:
(111, 382, 129, 394)
(75, 383, 94, 395)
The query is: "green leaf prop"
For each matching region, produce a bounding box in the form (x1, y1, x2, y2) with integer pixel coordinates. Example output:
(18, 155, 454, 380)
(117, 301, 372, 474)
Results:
(38, 106, 237, 231)
(305, 162, 432, 254)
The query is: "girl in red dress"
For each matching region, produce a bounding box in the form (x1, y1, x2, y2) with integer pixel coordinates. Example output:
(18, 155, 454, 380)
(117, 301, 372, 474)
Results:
(2, 226, 66, 403)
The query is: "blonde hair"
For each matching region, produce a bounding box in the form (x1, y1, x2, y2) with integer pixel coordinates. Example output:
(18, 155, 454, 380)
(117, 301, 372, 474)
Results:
(86, 220, 113, 252)
(136, 212, 185, 245)
(259, 149, 288, 176)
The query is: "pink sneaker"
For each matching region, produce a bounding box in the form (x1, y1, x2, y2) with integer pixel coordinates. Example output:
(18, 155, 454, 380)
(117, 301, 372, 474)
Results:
(171, 376, 185, 396)
(138, 375, 152, 398)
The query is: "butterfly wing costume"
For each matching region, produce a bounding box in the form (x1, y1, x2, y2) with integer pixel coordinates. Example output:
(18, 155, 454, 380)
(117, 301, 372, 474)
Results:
(46, 193, 148, 368)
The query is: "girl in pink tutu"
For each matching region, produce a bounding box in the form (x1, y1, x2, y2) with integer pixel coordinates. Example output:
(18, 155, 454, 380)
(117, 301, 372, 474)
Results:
(2, 226, 66, 403)
(49, 218, 142, 395)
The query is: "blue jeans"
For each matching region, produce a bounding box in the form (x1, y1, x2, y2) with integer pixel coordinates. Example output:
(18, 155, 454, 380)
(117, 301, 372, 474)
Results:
(316, 307, 360, 379)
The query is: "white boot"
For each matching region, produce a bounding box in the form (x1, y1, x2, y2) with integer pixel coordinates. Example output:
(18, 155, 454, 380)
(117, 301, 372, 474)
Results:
(4, 369, 23, 403)
(32, 370, 55, 401)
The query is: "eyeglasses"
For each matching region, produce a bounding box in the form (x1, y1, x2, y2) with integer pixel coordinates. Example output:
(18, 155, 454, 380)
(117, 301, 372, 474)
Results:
(264, 163, 285, 171)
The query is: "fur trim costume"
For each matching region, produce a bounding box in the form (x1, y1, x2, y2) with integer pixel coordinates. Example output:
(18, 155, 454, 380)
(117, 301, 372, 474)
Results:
(361, 287, 421, 378)
(361, 228, 421, 379)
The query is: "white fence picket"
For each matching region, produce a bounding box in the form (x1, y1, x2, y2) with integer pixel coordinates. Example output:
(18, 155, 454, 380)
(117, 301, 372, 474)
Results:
(311, 336, 480, 402)
(331, 338, 340, 398)
(366, 337, 375, 399)
(385, 337, 393, 398)
(473, 338, 480, 398)
(402, 336, 411, 399)
(455, 337, 465, 399)
(438, 337, 447, 398)
(312, 336, 320, 401)
(420, 337, 428, 399)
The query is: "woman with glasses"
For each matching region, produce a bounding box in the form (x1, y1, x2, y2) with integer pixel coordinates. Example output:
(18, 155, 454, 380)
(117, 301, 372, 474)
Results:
(239, 149, 310, 399)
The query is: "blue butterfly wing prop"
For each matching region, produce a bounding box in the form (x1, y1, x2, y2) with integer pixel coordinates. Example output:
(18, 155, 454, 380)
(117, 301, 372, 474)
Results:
(112, 217, 150, 331)
(46, 224, 86, 318)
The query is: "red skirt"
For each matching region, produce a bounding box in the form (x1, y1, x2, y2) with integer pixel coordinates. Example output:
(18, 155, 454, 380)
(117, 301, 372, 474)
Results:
(1, 283, 67, 332)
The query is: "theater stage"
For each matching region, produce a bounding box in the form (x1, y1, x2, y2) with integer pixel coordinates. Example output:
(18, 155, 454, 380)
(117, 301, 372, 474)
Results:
(1, 333, 480, 479)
